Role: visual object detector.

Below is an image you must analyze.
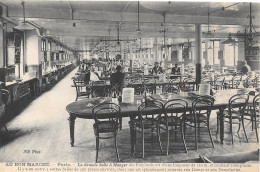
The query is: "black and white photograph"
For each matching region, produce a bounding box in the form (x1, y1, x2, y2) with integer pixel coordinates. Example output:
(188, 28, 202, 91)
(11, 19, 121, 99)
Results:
(0, 0, 259, 171)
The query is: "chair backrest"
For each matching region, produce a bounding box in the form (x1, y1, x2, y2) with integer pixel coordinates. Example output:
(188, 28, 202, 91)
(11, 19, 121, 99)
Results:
(192, 95, 215, 120)
(138, 100, 164, 120)
(243, 76, 254, 88)
(228, 93, 249, 116)
(92, 102, 121, 124)
(232, 75, 242, 89)
(183, 78, 196, 92)
(214, 76, 225, 86)
(1, 89, 9, 105)
(253, 93, 260, 117)
(164, 99, 188, 120)
(164, 84, 179, 94)
(201, 77, 212, 85)
(73, 79, 80, 95)
(92, 80, 106, 86)
(254, 75, 260, 88)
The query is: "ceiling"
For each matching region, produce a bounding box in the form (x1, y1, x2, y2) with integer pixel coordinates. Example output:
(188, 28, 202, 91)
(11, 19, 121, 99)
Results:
(1, 0, 260, 53)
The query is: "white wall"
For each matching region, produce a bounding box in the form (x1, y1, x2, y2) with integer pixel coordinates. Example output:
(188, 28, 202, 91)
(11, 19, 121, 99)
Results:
(25, 30, 40, 65)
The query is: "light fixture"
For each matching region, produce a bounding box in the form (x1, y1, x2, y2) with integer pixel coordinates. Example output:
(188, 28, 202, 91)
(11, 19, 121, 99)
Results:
(14, 1, 35, 31)
(134, 1, 143, 38)
(245, 3, 259, 46)
(204, 5, 215, 36)
(222, 33, 237, 44)
(161, 12, 168, 58)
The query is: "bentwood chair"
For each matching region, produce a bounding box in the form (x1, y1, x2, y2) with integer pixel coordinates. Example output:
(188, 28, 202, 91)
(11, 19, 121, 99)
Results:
(132, 100, 164, 158)
(159, 99, 188, 155)
(184, 95, 215, 150)
(217, 93, 249, 144)
(254, 75, 260, 88)
(182, 78, 196, 92)
(243, 76, 254, 88)
(227, 75, 242, 89)
(163, 84, 179, 94)
(92, 103, 121, 162)
(244, 93, 260, 142)
(91, 80, 107, 97)
(213, 76, 225, 90)
(73, 79, 90, 101)
(0, 89, 9, 131)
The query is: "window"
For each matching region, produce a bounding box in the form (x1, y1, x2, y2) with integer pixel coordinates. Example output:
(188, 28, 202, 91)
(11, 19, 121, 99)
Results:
(214, 41, 220, 65)
(208, 41, 213, 65)
(202, 42, 206, 67)
(224, 44, 238, 66)
(41, 39, 46, 51)
(48, 42, 51, 51)
(208, 40, 220, 65)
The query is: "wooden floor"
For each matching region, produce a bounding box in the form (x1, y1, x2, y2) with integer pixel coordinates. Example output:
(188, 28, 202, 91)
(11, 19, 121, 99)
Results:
(0, 68, 259, 163)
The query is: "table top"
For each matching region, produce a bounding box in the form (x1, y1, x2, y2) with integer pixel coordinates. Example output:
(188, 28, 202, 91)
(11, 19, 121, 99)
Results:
(66, 89, 257, 119)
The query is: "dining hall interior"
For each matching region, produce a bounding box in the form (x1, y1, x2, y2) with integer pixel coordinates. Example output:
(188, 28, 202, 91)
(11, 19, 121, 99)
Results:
(0, 0, 259, 163)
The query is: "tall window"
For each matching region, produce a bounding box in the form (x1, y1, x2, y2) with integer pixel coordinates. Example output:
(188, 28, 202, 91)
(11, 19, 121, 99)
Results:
(224, 44, 238, 66)
(202, 42, 206, 67)
(214, 41, 220, 65)
(207, 41, 213, 65)
(41, 39, 46, 51)
(207, 40, 220, 65)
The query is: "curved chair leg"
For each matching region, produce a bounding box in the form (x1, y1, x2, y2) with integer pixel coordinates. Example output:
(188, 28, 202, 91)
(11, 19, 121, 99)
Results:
(241, 117, 249, 143)
(157, 126, 163, 154)
(207, 121, 214, 148)
(237, 121, 241, 133)
(230, 118, 234, 145)
(195, 123, 198, 150)
(180, 124, 188, 153)
(114, 134, 120, 162)
(216, 115, 219, 135)
(251, 108, 254, 131)
(166, 126, 169, 156)
(198, 122, 201, 141)
(255, 115, 259, 142)
(142, 129, 145, 159)
(119, 117, 122, 130)
(183, 121, 186, 139)
(96, 137, 99, 163)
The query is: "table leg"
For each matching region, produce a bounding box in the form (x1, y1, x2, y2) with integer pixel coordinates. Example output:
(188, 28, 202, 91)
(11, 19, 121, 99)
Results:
(218, 107, 225, 144)
(68, 116, 76, 147)
(129, 116, 136, 155)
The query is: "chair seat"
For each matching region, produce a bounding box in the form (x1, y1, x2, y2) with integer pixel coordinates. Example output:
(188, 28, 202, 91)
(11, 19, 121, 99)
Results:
(78, 92, 89, 96)
(185, 114, 208, 123)
(217, 110, 242, 120)
(160, 116, 182, 126)
(133, 118, 158, 129)
(93, 121, 118, 133)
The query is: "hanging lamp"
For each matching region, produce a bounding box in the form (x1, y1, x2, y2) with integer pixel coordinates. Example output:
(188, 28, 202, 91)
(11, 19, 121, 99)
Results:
(14, 1, 35, 30)
(222, 33, 237, 44)
(204, 5, 214, 36)
(135, 1, 143, 38)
